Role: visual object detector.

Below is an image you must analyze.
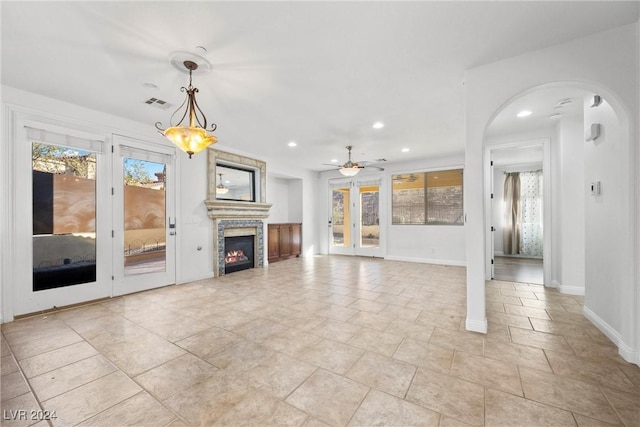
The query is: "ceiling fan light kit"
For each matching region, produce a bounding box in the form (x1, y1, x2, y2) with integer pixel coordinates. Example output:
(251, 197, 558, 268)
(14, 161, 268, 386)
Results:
(155, 59, 218, 158)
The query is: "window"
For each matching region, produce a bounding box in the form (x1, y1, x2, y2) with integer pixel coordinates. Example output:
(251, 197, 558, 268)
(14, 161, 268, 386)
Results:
(392, 169, 463, 225)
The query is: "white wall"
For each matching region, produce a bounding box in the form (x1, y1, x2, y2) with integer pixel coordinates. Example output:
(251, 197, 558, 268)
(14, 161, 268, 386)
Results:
(267, 176, 291, 224)
(558, 111, 586, 294)
(583, 98, 626, 338)
(316, 153, 466, 266)
(464, 23, 639, 363)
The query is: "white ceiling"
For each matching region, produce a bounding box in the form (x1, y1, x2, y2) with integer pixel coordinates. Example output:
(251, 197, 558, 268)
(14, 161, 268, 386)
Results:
(2, 1, 638, 172)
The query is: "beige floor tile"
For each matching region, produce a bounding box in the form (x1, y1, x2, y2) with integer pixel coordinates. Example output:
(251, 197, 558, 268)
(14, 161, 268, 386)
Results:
(545, 350, 637, 394)
(486, 311, 533, 329)
(7, 328, 83, 361)
(546, 309, 593, 325)
(347, 389, 440, 426)
(415, 311, 463, 331)
(348, 327, 404, 357)
(134, 353, 218, 401)
(450, 351, 523, 396)
(1, 371, 29, 402)
(175, 326, 243, 360)
(301, 339, 364, 375)
(198, 308, 257, 330)
(346, 351, 416, 398)
(314, 304, 359, 322)
(309, 319, 362, 343)
(600, 387, 640, 427)
(529, 317, 598, 340)
(348, 311, 393, 331)
(429, 327, 484, 356)
(406, 368, 484, 426)
(483, 338, 552, 372)
(163, 370, 255, 426)
(91, 331, 186, 377)
(41, 371, 142, 426)
(243, 352, 316, 399)
(485, 387, 576, 426)
(510, 326, 574, 353)
(285, 369, 369, 427)
(484, 322, 511, 341)
(504, 303, 551, 320)
(302, 416, 332, 426)
(385, 319, 435, 343)
(213, 388, 308, 426)
(232, 318, 288, 343)
(18, 341, 98, 379)
(261, 329, 323, 357)
(378, 304, 423, 322)
(30, 354, 117, 401)
(392, 339, 454, 374)
(206, 339, 275, 372)
(133, 313, 212, 342)
(519, 367, 620, 424)
(1, 354, 20, 376)
(572, 413, 621, 427)
(563, 335, 621, 361)
(77, 391, 175, 427)
(439, 416, 474, 426)
(0, 392, 42, 427)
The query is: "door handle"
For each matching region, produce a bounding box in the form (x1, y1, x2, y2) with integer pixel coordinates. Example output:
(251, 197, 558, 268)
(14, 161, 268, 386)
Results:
(169, 231, 176, 236)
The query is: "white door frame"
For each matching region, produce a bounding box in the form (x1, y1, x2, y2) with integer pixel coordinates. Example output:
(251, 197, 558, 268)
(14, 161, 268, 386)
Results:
(484, 138, 551, 285)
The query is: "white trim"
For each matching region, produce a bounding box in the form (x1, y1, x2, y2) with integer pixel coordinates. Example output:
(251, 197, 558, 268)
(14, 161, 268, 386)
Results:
(384, 255, 466, 267)
(583, 305, 639, 365)
(465, 317, 488, 334)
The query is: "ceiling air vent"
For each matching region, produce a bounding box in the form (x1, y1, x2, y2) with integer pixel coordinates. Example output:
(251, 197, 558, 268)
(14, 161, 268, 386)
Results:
(144, 98, 172, 110)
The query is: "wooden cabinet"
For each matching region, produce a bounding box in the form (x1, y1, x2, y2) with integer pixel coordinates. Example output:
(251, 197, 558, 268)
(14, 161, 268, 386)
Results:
(268, 223, 302, 263)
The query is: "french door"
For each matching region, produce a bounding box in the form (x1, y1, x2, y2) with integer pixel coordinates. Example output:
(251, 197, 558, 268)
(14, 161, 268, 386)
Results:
(112, 136, 176, 295)
(329, 178, 383, 257)
(14, 121, 112, 316)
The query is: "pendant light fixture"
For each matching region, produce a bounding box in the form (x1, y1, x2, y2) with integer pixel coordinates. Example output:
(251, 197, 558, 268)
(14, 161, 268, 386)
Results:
(155, 60, 217, 158)
(216, 173, 229, 195)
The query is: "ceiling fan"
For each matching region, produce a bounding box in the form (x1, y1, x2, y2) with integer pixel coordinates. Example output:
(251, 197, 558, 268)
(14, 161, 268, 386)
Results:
(324, 146, 385, 176)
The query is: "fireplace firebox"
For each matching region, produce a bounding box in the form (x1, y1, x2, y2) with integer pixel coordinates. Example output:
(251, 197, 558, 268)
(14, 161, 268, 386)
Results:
(224, 235, 255, 274)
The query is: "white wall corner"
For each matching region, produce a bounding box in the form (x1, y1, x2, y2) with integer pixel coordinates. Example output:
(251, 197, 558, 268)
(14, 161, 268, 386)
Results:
(583, 305, 638, 366)
(549, 280, 561, 290)
(465, 317, 488, 334)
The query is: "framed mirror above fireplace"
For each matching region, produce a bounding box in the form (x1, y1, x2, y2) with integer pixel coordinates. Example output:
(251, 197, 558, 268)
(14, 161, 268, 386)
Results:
(207, 148, 266, 203)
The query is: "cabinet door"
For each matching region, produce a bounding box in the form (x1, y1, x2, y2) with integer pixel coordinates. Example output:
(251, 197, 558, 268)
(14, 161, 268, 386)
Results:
(268, 225, 280, 261)
(290, 224, 301, 256)
(280, 225, 292, 257)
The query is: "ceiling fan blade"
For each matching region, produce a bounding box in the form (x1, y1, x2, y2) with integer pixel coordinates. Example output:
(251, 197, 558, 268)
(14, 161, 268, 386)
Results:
(366, 166, 385, 171)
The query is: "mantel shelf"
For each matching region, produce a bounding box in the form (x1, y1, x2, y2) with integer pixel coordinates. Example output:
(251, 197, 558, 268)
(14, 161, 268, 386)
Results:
(204, 200, 273, 220)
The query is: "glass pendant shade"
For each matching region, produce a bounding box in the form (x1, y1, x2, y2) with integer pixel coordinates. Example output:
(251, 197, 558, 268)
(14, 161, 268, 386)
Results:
(216, 185, 229, 195)
(163, 126, 217, 158)
(340, 166, 360, 176)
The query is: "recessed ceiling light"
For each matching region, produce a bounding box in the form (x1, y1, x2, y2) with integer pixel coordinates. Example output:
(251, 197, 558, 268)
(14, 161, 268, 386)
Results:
(143, 82, 158, 89)
(288, 141, 297, 147)
(517, 110, 532, 118)
(330, 159, 338, 163)
(373, 121, 384, 129)
(550, 113, 563, 120)
(401, 148, 410, 153)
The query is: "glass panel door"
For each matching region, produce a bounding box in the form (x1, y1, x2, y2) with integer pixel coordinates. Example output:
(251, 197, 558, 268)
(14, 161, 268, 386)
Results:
(14, 123, 111, 317)
(331, 186, 351, 254)
(113, 137, 175, 295)
(329, 179, 383, 257)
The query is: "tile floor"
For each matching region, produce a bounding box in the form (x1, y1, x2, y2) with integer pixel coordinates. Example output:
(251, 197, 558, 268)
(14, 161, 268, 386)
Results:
(1, 255, 638, 426)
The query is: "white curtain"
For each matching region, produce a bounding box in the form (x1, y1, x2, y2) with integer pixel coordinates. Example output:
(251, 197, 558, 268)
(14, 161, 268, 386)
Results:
(519, 170, 543, 257)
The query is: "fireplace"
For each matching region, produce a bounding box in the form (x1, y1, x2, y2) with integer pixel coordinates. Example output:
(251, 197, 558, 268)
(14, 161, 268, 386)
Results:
(224, 235, 254, 274)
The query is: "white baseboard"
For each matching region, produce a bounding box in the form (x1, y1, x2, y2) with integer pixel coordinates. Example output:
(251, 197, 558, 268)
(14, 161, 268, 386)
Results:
(465, 317, 488, 334)
(384, 255, 466, 267)
(583, 305, 639, 365)
(550, 280, 560, 289)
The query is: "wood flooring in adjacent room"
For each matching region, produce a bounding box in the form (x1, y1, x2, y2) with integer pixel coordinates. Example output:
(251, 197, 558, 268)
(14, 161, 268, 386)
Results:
(494, 255, 544, 285)
(1, 255, 638, 426)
